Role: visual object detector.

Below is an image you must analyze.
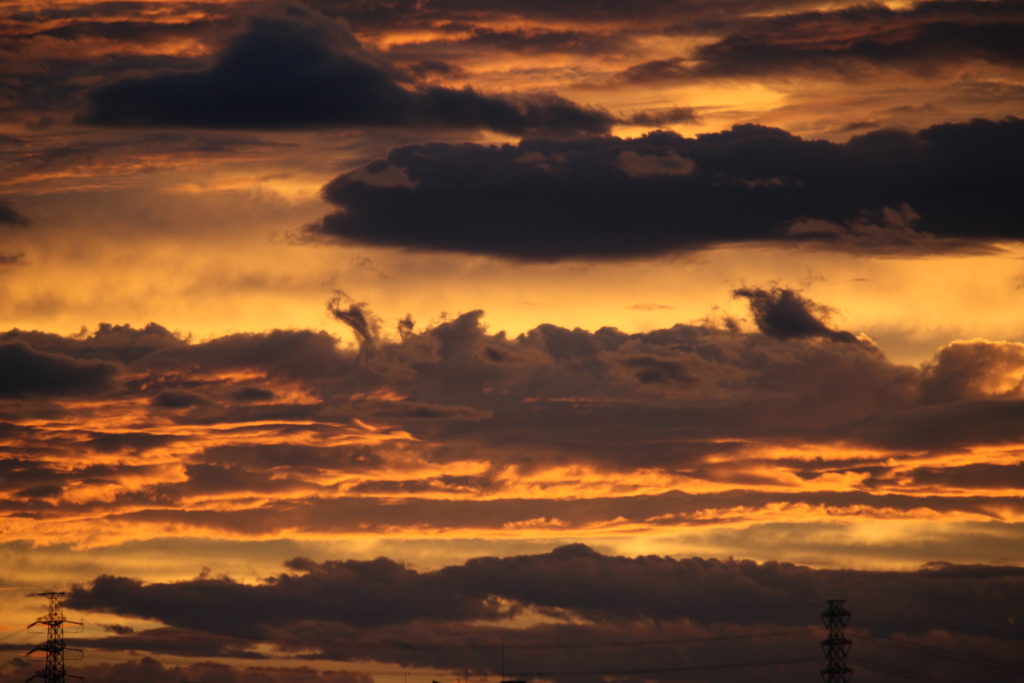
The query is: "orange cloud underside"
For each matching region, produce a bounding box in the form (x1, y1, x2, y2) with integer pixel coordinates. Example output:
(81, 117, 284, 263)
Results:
(2, 377, 1022, 551)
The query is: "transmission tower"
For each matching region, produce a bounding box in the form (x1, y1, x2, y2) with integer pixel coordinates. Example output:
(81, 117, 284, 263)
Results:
(821, 599, 852, 683)
(25, 592, 82, 683)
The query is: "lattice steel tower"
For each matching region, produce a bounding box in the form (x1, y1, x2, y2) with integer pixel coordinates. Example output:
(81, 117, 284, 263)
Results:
(26, 591, 82, 683)
(821, 599, 852, 683)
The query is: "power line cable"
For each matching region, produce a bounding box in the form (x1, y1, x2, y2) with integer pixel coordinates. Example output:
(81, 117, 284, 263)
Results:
(863, 634, 1024, 675)
(850, 656, 962, 683)
(67, 626, 816, 659)
(506, 655, 821, 678)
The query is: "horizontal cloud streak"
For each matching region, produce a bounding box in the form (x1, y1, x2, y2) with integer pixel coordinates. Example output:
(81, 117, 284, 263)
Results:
(60, 546, 1024, 681)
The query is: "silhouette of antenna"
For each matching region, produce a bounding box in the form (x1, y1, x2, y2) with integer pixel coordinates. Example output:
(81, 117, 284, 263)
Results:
(821, 599, 852, 683)
(25, 592, 83, 683)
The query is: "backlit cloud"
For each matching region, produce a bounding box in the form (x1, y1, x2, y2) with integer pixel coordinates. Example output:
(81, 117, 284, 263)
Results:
(310, 118, 1022, 260)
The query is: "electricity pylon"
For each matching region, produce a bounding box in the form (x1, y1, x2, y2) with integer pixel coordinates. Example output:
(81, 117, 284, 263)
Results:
(821, 599, 852, 683)
(26, 592, 82, 683)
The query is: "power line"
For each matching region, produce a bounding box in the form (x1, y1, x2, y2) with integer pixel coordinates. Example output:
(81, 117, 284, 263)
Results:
(229, 627, 818, 653)
(863, 634, 1024, 676)
(506, 655, 821, 678)
(851, 656, 962, 683)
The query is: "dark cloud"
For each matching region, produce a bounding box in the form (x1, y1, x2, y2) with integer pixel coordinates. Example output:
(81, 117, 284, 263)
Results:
(68, 557, 509, 637)
(308, 0, 837, 31)
(0, 200, 30, 227)
(62, 546, 1023, 683)
(67, 544, 1024, 637)
(384, 26, 633, 62)
(920, 340, 1024, 403)
(151, 389, 210, 408)
(1, 321, 184, 365)
(0, 342, 119, 397)
(86, 431, 179, 454)
(142, 327, 358, 388)
(82, 12, 614, 136)
(327, 295, 379, 352)
(734, 287, 859, 343)
(908, 462, 1024, 489)
(41, 657, 374, 683)
(231, 386, 276, 402)
(622, 106, 699, 126)
(620, 0, 1024, 83)
(197, 444, 383, 471)
(309, 117, 1023, 260)
(407, 59, 467, 78)
(24, 17, 228, 43)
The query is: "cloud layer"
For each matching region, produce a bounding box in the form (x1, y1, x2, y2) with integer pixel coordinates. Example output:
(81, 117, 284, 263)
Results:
(60, 545, 1024, 682)
(1, 290, 1022, 555)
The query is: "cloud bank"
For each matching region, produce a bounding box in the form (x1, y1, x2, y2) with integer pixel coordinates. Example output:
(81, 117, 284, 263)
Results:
(309, 117, 1022, 260)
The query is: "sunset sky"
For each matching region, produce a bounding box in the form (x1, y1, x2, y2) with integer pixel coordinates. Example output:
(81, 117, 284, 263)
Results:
(1, 0, 1023, 681)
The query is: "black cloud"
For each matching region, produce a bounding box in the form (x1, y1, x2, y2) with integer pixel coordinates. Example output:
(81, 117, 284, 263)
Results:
(83, 12, 614, 136)
(67, 545, 1024, 646)
(620, 0, 1024, 83)
(0, 342, 119, 397)
(68, 557, 508, 637)
(0, 200, 30, 227)
(151, 389, 209, 408)
(734, 287, 859, 343)
(309, 117, 1023, 260)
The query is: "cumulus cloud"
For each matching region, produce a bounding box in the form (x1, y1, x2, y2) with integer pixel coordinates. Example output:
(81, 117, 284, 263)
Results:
(308, 117, 1024, 260)
(921, 340, 1024, 403)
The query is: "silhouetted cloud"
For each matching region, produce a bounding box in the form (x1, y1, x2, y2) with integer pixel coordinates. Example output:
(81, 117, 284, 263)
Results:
(0, 342, 119, 397)
(619, 0, 1024, 83)
(66, 548, 1024, 659)
(151, 389, 209, 408)
(231, 386, 276, 402)
(0, 200, 30, 227)
(734, 287, 859, 343)
(83, 11, 615, 136)
(622, 106, 699, 126)
(69, 557, 510, 636)
(306, 0, 842, 30)
(309, 117, 1022, 260)
(327, 295, 379, 352)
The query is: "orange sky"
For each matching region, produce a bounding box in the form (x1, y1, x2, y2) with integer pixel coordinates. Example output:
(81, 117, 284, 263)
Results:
(1, 1, 1023, 681)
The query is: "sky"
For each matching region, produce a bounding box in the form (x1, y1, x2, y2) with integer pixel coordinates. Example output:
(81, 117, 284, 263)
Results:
(1, 0, 1023, 681)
